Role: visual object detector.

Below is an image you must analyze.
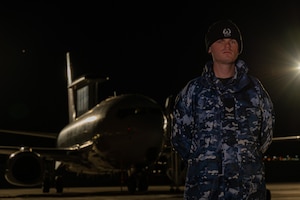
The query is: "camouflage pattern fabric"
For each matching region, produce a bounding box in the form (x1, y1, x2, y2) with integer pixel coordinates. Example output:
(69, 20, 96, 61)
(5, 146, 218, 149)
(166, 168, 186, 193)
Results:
(171, 59, 275, 200)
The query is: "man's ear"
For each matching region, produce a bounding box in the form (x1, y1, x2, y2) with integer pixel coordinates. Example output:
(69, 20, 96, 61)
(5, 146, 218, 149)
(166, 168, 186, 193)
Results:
(208, 47, 211, 54)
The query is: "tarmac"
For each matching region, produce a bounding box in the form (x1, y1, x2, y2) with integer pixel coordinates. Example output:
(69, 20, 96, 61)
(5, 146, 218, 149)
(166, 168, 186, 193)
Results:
(0, 185, 183, 200)
(0, 183, 299, 200)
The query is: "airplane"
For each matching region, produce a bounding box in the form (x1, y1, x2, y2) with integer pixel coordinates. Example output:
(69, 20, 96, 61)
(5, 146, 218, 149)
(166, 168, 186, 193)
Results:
(0, 52, 169, 194)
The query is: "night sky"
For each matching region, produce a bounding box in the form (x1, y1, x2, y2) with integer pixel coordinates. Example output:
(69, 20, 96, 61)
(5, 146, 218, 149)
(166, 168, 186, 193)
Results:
(0, 1, 300, 139)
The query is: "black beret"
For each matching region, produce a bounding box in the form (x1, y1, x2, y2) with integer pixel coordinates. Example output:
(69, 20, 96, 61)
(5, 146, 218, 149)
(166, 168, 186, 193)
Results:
(205, 20, 243, 54)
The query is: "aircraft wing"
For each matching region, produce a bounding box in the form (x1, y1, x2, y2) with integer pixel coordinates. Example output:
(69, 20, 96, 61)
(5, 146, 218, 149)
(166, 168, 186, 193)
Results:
(0, 129, 57, 139)
(272, 135, 300, 141)
(0, 140, 93, 162)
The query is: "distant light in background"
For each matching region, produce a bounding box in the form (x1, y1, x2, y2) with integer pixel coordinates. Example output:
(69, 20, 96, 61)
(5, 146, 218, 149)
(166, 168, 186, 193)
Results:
(294, 61, 300, 75)
(287, 63, 300, 83)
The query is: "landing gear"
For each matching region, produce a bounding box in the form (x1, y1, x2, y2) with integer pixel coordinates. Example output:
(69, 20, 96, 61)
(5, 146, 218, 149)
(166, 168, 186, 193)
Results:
(42, 176, 63, 193)
(126, 166, 149, 194)
(55, 175, 63, 193)
(42, 174, 64, 193)
(41, 161, 65, 193)
(42, 174, 51, 193)
(167, 148, 186, 193)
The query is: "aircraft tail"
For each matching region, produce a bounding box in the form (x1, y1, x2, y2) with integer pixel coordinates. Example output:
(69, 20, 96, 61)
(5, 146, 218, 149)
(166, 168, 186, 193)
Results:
(65, 52, 111, 122)
(66, 52, 76, 122)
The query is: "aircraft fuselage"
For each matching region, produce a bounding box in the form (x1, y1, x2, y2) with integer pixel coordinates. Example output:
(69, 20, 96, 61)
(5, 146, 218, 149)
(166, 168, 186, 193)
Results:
(57, 94, 167, 174)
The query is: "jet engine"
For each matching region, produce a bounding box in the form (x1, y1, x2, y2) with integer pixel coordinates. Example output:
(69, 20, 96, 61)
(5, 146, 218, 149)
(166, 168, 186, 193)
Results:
(5, 147, 44, 187)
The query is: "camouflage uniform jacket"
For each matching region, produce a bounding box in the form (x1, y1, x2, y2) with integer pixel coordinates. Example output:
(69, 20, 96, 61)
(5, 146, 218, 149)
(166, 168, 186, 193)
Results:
(171, 59, 275, 200)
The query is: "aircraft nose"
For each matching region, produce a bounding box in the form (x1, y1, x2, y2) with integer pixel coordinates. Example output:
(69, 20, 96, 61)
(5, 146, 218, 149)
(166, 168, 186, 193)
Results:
(94, 104, 166, 168)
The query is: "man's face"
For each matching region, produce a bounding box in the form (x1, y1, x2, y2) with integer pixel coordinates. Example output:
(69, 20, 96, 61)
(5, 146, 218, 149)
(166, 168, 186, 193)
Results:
(208, 38, 239, 64)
